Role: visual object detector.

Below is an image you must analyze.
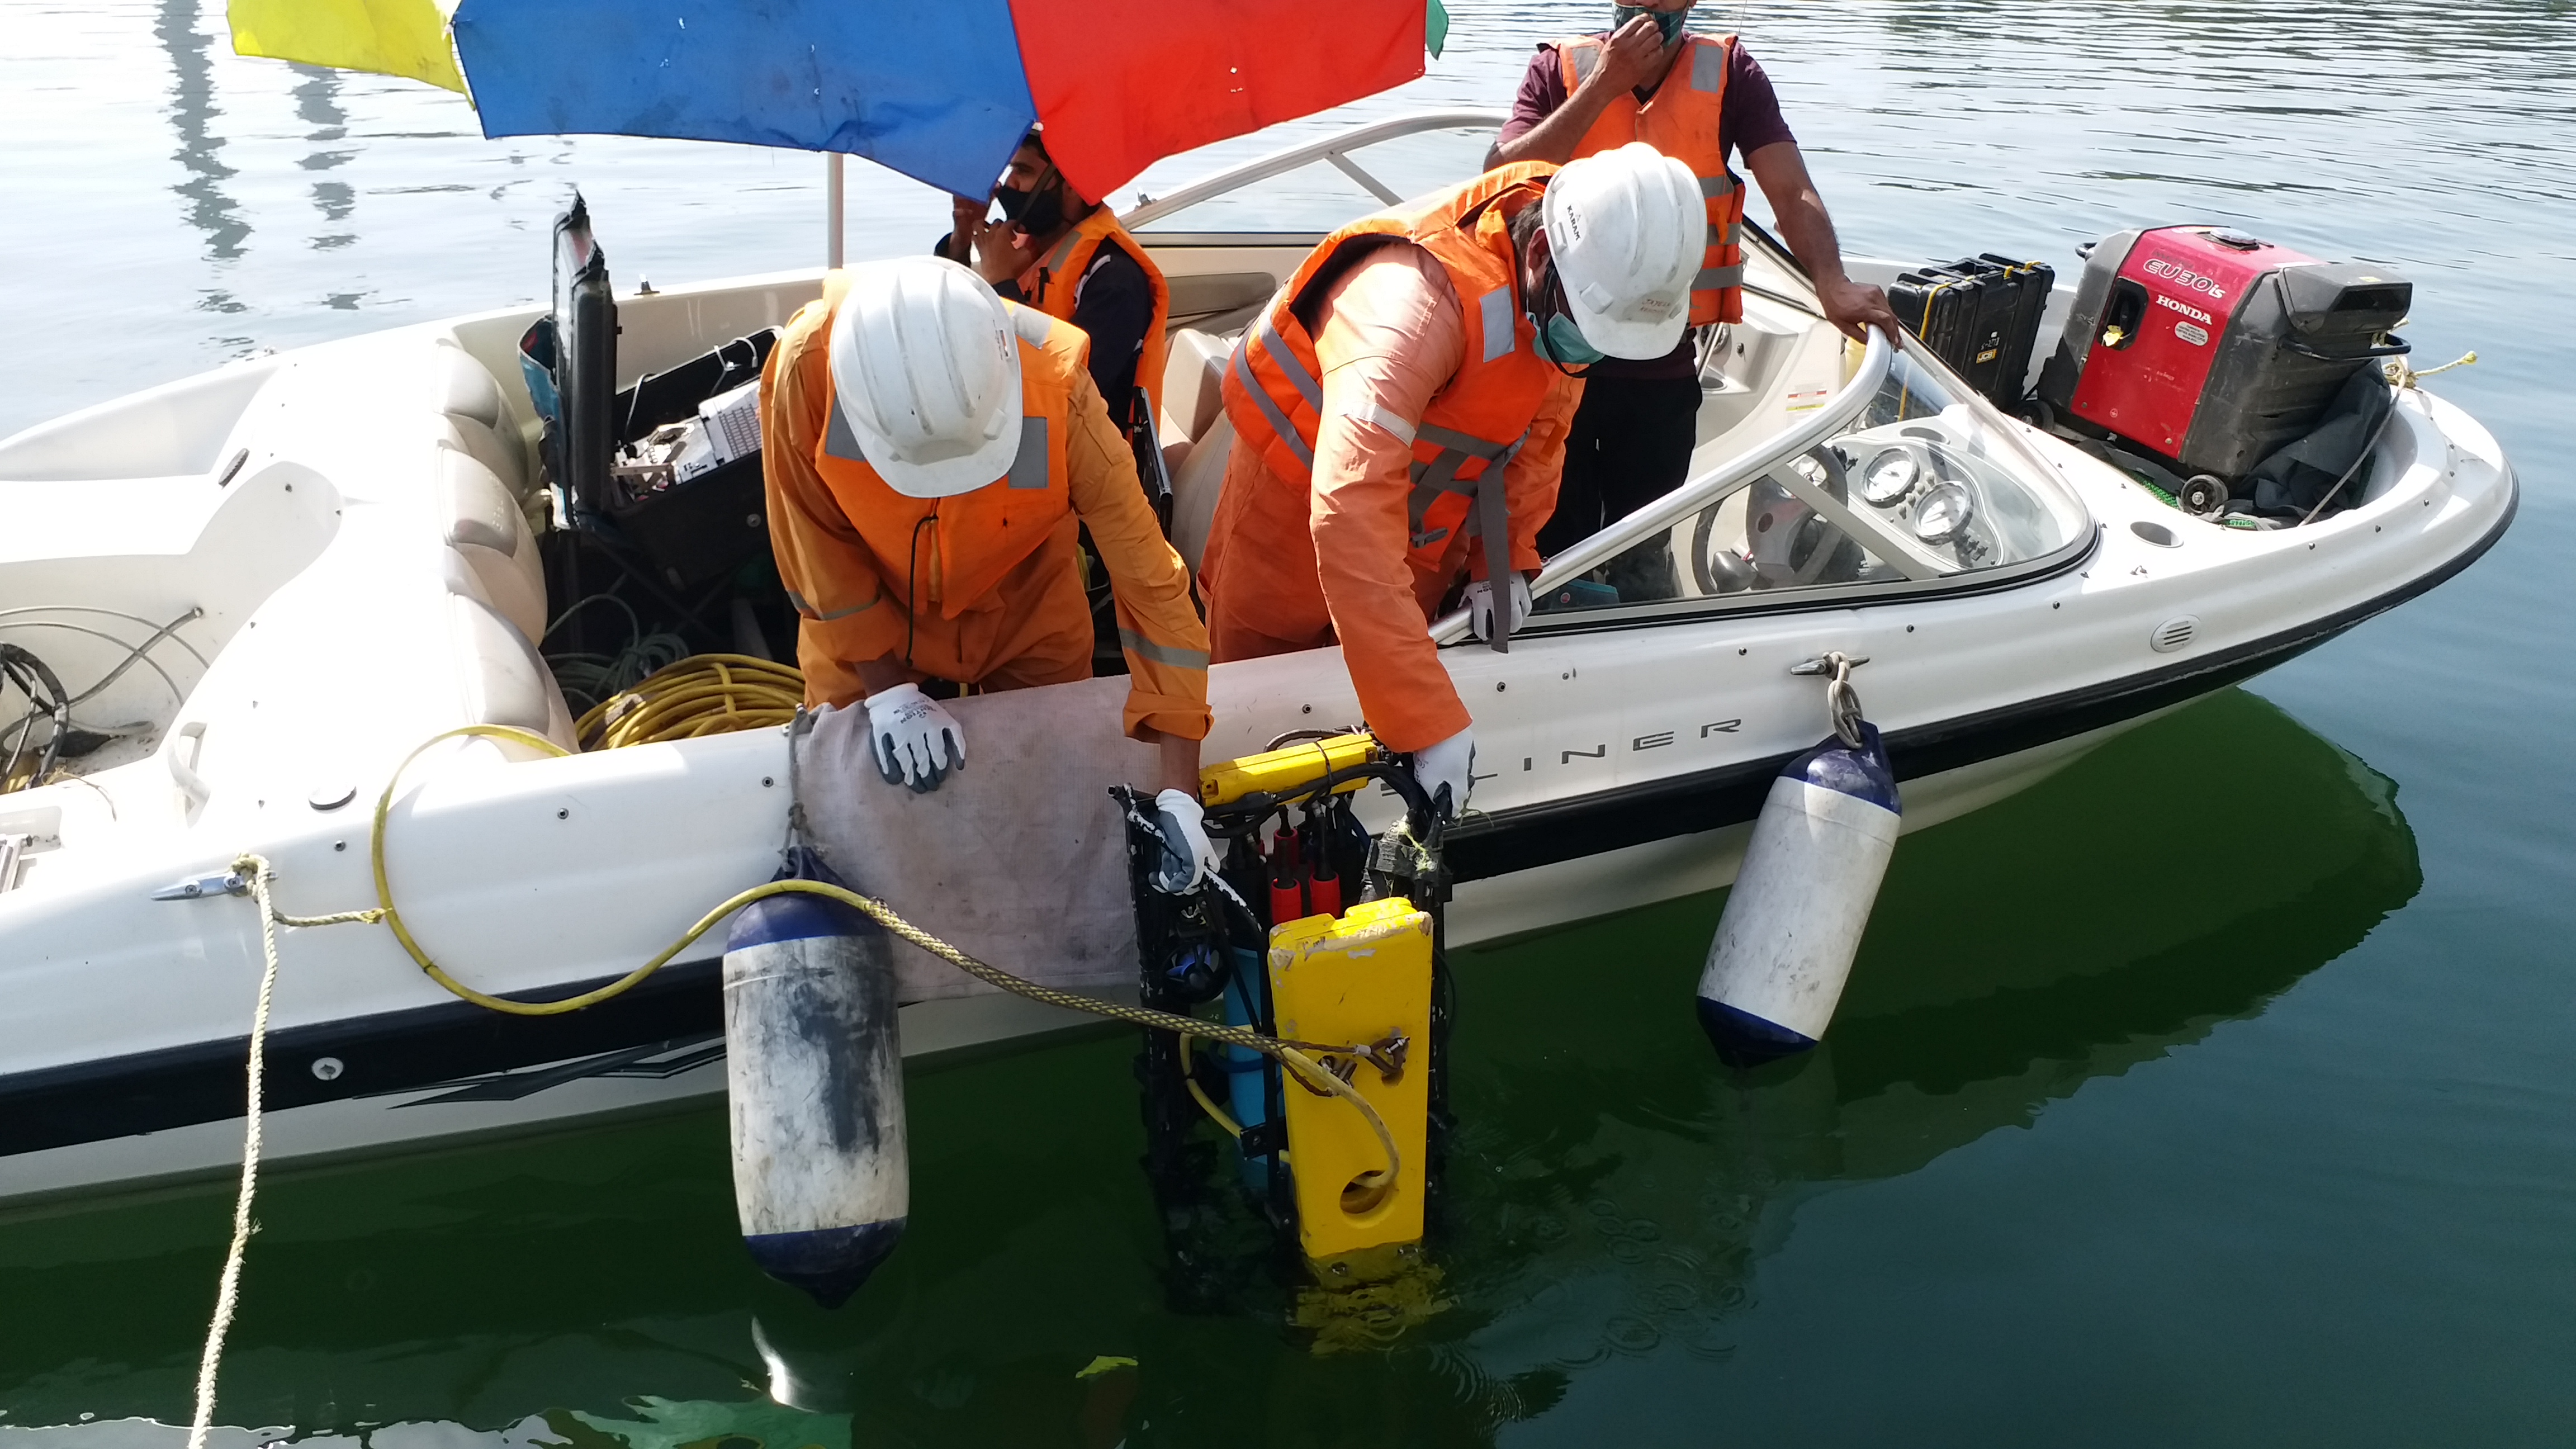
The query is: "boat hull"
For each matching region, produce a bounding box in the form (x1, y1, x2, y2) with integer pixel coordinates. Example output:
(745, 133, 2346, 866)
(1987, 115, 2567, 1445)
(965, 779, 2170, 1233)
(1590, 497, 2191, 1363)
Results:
(0, 707, 2166, 1209)
(0, 253, 2517, 1208)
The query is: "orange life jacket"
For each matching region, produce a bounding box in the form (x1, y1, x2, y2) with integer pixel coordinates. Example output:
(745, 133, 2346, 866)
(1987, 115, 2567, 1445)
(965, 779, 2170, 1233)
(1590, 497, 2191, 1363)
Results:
(811, 291, 1090, 621)
(1024, 206, 1171, 430)
(1221, 162, 1564, 623)
(1557, 32, 1747, 326)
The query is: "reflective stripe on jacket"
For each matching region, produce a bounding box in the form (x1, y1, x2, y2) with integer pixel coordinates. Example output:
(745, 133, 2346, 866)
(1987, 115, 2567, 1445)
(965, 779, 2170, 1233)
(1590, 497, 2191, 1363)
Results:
(814, 297, 1085, 613)
(1220, 161, 1564, 623)
(1025, 207, 1171, 428)
(762, 272, 1210, 738)
(1558, 33, 1747, 326)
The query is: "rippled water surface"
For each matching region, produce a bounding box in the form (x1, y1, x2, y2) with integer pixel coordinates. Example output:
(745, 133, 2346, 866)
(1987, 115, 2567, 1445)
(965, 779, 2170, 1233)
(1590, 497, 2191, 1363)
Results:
(4, 1, 2574, 1444)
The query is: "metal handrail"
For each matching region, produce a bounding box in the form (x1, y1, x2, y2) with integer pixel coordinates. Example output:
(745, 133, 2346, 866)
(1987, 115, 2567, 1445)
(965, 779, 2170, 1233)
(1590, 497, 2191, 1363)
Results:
(1120, 109, 1508, 231)
(1428, 326, 1897, 646)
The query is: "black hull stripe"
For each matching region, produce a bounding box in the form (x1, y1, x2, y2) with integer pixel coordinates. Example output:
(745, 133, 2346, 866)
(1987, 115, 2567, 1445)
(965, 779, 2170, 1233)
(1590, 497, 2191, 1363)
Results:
(0, 960, 723, 1159)
(0, 487, 2515, 1163)
(1451, 482, 2514, 880)
(1448, 624, 2316, 882)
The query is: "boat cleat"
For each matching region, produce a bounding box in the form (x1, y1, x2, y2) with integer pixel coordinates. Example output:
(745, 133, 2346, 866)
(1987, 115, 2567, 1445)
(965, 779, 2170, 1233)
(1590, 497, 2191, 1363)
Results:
(150, 869, 250, 902)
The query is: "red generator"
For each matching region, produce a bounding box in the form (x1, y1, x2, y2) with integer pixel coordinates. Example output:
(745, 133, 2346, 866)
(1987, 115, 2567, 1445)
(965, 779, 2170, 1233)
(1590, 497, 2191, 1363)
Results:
(2035, 225, 2411, 482)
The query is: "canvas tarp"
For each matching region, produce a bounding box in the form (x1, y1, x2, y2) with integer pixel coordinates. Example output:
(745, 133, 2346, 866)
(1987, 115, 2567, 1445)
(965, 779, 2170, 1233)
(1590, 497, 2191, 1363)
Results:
(793, 676, 1161, 1005)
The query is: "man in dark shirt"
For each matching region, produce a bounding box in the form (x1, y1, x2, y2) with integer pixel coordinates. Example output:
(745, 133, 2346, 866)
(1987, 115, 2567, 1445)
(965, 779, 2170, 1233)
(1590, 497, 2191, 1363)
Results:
(1487, 5, 1899, 571)
(937, 131, 1162, 430)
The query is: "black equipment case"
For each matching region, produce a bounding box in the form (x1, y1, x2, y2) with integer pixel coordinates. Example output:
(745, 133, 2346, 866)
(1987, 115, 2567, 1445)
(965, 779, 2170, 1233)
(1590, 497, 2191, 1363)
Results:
(1887, 254, 2055, 409)
(607, 331, 779, 590)
(518, 193, 780, 593)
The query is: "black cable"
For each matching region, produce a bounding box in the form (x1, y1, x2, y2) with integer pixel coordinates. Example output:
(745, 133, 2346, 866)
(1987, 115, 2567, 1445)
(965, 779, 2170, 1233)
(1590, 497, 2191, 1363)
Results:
(0, 645, 71, 789)
(1205, 760, 1436, 837)
(577, 526, 725, 641)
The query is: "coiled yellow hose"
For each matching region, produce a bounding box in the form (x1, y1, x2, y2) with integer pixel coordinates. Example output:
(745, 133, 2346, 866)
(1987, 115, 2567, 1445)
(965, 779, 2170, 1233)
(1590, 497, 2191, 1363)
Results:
(575, 653, 803, 750)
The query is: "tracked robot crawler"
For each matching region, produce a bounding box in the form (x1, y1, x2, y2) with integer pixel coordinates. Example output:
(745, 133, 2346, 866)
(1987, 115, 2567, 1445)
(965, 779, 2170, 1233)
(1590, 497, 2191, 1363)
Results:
(1121, 733, 1453, 1309)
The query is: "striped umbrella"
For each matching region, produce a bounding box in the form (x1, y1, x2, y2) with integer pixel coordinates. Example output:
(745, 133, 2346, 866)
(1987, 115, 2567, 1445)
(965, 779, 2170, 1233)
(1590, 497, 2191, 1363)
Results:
(226, 0, 1448, 200)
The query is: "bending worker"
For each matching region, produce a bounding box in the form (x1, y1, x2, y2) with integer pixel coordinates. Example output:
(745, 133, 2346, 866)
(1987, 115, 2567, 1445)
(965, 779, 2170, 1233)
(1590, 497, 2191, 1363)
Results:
(939, 126, 1171, 436)
(1487, 2, 1902, 564)
(1199, 146, 1703, 817)
(760, 255, 1220, 886)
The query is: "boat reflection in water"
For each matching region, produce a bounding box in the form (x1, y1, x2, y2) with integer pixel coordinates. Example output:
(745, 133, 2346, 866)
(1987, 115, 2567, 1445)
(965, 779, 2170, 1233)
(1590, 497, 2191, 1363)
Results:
(0, 688, 2418, 1446)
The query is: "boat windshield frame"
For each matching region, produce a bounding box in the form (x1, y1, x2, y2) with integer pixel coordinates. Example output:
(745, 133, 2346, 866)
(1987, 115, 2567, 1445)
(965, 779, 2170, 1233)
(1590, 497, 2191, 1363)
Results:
(1438, 224, 2099, 641)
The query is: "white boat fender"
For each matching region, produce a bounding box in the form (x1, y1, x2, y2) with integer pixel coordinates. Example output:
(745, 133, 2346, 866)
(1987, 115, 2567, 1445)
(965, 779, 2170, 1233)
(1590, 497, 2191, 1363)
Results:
(1694, 718, 1902, 1066)
(723, 845, 908, 1306)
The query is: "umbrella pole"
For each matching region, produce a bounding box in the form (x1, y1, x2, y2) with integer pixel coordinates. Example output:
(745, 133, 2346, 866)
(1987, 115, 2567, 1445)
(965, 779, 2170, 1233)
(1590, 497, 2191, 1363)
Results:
(826, 153, 845, 270)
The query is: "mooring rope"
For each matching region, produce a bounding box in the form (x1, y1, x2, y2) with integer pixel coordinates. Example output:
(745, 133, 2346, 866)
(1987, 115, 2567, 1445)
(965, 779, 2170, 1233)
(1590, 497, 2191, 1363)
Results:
(186, 853, 286, 1449)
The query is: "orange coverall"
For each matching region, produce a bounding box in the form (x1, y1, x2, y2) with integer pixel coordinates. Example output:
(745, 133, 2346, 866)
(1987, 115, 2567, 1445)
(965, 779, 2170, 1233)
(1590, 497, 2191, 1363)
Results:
(1199, 243, 1581, 751)
(763, 299, 1211, 744)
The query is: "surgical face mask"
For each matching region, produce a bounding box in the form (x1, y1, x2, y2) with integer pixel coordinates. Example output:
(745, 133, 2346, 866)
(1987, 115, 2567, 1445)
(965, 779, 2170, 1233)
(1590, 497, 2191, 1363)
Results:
(1611, 3, 1688, 45)
(1535, 309, 1607, 367)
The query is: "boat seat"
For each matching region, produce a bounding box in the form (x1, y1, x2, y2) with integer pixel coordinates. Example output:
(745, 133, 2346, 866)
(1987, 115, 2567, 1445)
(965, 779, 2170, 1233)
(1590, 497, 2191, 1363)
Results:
(447, 590, 576, 745)
(1157, 327, 1232, 449)
(436, 414, 528, 500)
(428, 338, 506, 430)
(438, 447, 547, 642)
(1168, 413, 1234, 575)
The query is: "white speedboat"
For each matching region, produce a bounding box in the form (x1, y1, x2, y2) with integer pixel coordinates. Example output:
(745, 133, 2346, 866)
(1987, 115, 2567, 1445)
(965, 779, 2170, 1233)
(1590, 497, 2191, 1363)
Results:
(0, 112, 2515, 1206)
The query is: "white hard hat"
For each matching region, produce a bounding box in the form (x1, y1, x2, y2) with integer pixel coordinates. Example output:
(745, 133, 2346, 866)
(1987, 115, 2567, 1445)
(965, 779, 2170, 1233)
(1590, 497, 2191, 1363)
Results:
(827, 255, 1024, 499)
(1542, 142, 1704, 359)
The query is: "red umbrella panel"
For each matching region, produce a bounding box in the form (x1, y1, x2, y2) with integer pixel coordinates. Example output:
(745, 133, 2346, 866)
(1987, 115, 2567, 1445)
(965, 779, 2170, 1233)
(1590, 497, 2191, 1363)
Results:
(1010, 0, 1429, 203)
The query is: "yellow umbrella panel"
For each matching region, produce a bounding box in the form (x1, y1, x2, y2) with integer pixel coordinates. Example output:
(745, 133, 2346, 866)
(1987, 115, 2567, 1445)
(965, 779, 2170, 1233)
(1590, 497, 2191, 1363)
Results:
(228, 0, 467, 94)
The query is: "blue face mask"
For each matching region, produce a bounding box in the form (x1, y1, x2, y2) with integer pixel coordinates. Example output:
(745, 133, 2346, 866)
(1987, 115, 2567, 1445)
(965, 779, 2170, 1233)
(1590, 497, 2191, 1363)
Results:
(1536, 309, 1607, 367)
(1611, 4, 1688, 45)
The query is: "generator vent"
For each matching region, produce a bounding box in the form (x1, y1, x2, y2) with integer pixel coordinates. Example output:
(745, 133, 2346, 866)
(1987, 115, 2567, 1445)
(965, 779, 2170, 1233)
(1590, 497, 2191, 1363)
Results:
(2151, 616, 2199, 654)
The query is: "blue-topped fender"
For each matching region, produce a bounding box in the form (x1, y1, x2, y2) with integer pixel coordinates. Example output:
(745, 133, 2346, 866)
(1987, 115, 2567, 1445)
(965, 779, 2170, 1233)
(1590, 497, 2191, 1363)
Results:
(723, 846, 908, 1308)
(1694, 724, 1903, 1067)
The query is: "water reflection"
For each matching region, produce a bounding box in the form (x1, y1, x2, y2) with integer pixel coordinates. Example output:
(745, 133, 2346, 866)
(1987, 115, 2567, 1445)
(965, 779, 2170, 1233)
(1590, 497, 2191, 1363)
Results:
(288, 63, 357, 242)
(0, 690, 2415, 1447)
(1425, 687, 2419, 1380)
(152, 0, 247, 261)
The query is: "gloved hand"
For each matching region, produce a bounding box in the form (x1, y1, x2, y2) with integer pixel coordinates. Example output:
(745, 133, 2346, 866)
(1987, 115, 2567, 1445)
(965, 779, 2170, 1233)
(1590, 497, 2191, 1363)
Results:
(1464, 571, 1534, 644)
(862, 681, 964, 793)
(1408, 728, 1475, 820)
(1149, 788, 1222, 894)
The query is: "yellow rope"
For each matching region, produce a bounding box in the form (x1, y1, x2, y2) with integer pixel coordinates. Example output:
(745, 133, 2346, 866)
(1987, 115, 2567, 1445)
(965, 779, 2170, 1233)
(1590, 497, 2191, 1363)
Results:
(354, 724, 1400, 1188)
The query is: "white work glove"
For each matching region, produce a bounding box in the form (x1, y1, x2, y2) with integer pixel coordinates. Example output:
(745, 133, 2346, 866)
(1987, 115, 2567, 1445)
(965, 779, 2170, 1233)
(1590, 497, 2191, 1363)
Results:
(1408, 728, 1475, 820)
(863, 682, 964, 793)
(1149, 788, 1223, 894)
(1464, 571, 1535, 644)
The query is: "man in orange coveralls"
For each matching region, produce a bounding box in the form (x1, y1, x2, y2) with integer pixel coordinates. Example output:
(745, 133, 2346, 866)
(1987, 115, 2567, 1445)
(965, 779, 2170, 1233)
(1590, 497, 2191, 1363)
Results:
(1200, 144, 1707, 817)
(761, 255, 1220, 887)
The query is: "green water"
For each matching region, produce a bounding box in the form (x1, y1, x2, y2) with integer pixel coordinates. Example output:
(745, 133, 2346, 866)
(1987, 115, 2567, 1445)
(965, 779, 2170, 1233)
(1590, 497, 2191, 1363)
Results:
(6, 0, 2575, 1442)
(0, 693, 2539, 1445)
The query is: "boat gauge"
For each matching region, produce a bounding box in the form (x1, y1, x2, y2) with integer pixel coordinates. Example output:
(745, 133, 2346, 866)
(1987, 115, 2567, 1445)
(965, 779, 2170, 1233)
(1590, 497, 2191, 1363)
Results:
(1912, 480, 1974, 544)
(1860, 447, 1920, 507)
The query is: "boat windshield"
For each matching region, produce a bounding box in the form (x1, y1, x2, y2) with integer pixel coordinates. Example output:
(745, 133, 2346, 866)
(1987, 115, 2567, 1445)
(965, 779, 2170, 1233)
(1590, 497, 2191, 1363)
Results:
(1536, 328, 2092, 617)
(1125, 113, 1504, 236)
